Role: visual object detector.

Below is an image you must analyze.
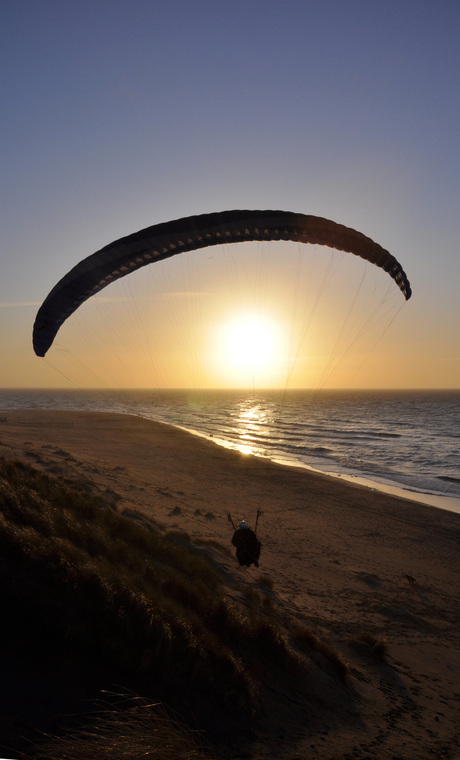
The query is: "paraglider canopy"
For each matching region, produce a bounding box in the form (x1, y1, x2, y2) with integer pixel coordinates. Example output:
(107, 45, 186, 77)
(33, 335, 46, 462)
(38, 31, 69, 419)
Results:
(33, 210, 411, 358)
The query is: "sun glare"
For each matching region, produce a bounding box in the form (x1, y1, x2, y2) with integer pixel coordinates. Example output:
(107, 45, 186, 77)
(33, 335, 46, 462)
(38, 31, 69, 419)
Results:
(225, 318, 274, 367)
(209, 313, 285, 386)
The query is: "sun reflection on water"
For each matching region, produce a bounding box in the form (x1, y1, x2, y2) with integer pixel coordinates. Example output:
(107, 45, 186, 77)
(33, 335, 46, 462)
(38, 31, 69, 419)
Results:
(233, 403, 269, 456)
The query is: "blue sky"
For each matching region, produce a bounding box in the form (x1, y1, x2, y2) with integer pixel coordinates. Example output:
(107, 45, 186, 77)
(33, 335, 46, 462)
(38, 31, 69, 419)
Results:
(1, 1, 459, 388)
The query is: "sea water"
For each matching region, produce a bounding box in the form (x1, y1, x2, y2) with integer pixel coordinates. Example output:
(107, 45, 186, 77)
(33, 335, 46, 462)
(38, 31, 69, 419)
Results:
(1, 389, 459, 514)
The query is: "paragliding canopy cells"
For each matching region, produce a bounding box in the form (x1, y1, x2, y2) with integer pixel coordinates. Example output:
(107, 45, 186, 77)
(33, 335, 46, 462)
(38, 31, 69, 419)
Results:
(33, 209, 412, 357)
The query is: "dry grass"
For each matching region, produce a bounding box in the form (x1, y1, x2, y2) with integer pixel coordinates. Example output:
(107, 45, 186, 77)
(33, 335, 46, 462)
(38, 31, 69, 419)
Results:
(351, 633, 389, 660)
(0, 457, 255, 706)
(30, 693, 219, 760)
(0, 456, 351, 758)
(289, 624, 349, 681)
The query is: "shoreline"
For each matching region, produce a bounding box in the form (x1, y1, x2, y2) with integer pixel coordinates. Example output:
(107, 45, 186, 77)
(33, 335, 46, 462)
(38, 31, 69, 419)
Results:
(2, 404, 460, 515)
(1, 408, 459, 759)
(333, 470, 460, 514)
(1, 388, 458, 512)
(157, 420, 460, 516)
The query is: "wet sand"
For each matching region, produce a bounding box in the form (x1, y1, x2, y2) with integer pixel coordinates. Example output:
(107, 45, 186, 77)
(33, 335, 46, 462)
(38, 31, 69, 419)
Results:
(1, 409, 459, 759)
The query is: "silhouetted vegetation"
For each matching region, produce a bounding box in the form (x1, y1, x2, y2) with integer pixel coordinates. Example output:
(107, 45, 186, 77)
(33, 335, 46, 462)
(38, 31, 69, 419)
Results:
(29, 693, 218, 760)
(0, 456, 347, 758)
(350, 632, 389, 661)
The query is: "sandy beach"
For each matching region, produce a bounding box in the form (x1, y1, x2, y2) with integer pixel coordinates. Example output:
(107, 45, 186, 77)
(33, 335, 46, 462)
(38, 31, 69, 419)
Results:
(1, 408, 459, 759)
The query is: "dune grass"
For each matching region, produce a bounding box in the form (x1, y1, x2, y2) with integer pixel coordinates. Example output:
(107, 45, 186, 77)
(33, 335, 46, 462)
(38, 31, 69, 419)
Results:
(29, 693, 218, 760)
(0, 457, 253, 703)
(350, 632, 389, 661)
(0, 455, 348, 757)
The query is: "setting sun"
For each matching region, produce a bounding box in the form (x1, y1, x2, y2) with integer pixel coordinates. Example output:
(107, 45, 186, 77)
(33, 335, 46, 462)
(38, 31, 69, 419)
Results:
(208, 312, 286, 386)
(224, 317, 276, 369)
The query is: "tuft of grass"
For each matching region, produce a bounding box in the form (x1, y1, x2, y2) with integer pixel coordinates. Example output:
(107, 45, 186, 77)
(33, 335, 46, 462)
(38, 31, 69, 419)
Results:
(289, 624, 349, 681)
(238, 583, 274, 616)
(352, 633, 388, 661)
(30, 693, 218, 760)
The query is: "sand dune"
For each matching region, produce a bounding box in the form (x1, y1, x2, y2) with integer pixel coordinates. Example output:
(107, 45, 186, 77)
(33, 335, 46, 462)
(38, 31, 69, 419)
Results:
(1, 409, 459, 759)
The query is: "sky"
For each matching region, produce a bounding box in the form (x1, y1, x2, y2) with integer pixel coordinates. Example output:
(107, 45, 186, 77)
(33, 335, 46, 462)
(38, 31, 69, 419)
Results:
(1, 0, 459, 389)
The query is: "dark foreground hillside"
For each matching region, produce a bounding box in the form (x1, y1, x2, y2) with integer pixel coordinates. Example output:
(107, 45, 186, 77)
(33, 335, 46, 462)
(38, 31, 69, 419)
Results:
(0, 456, 350, 759)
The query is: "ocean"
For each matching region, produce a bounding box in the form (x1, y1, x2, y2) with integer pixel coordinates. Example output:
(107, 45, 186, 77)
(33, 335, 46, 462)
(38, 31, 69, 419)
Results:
(1, 388, 459, 514)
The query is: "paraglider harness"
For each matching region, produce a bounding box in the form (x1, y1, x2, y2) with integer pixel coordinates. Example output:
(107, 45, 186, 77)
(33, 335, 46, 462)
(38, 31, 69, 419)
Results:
(228, 510, 263, 568)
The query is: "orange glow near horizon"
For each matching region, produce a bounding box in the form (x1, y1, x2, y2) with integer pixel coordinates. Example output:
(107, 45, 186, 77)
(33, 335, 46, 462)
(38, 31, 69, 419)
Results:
(10, 242, 453, 391)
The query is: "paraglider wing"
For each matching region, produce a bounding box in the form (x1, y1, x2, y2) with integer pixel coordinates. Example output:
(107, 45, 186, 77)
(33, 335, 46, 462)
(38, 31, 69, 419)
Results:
(33, 210, 411, 357)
